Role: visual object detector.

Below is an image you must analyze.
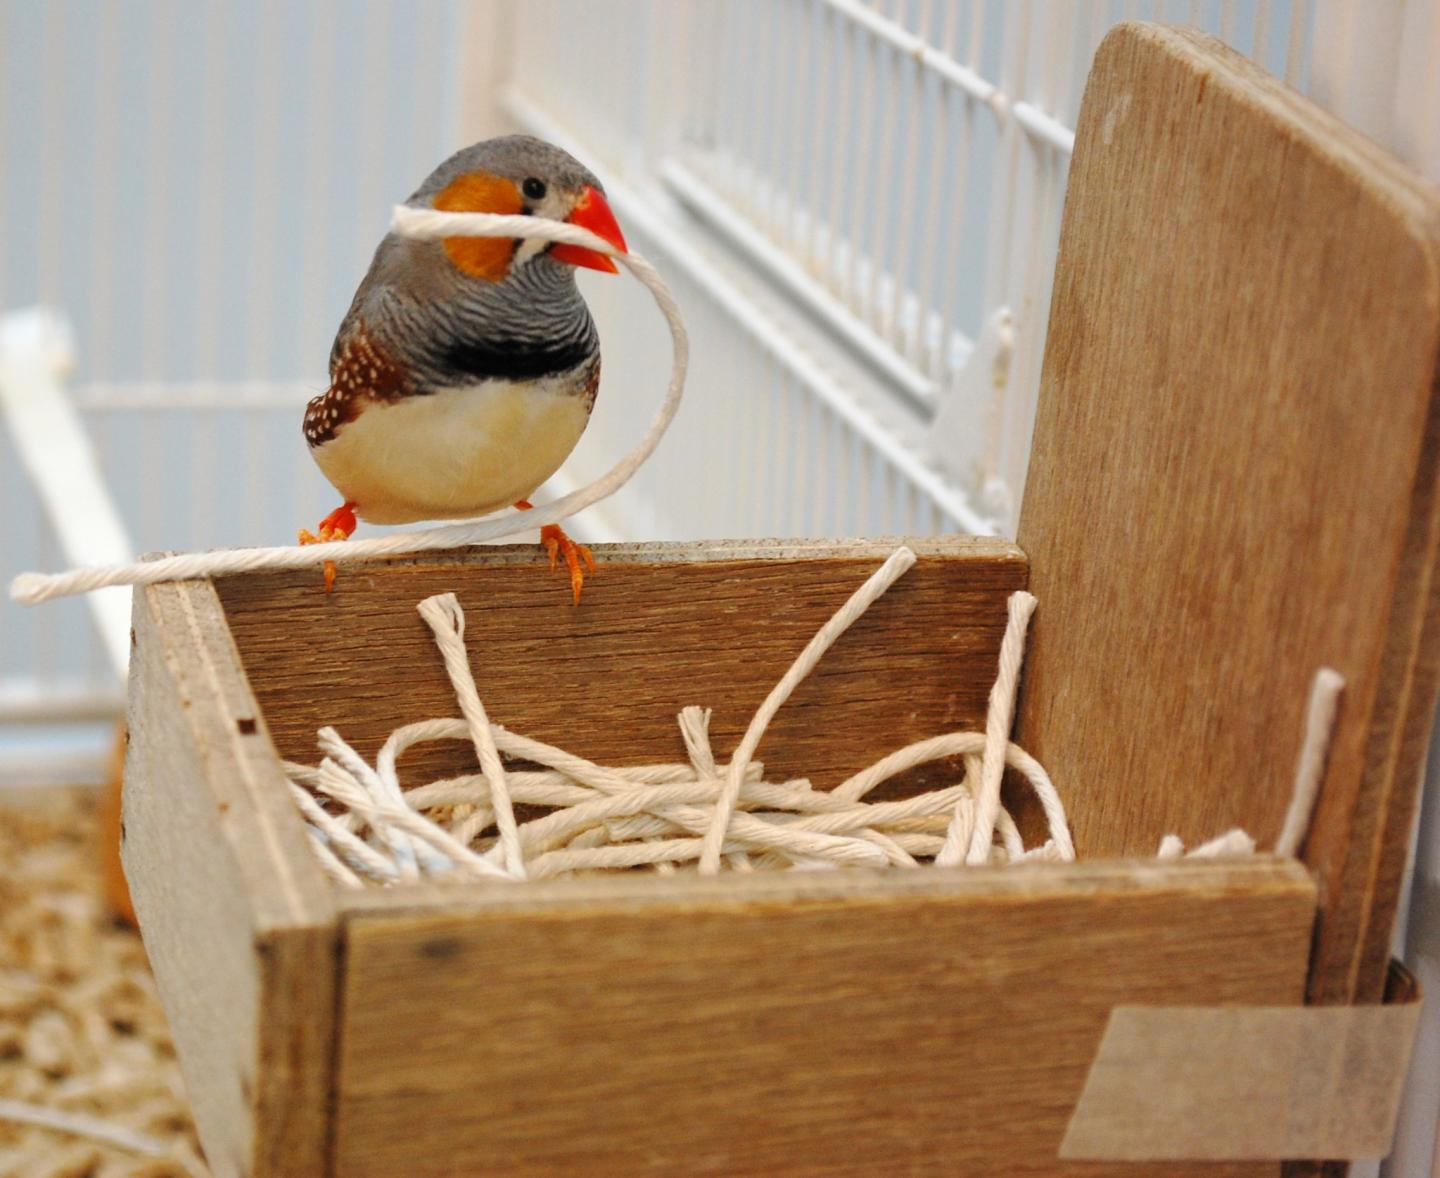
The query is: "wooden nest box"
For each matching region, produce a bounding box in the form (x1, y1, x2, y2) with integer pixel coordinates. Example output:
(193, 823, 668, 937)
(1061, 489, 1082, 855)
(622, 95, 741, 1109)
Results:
(123, 25, 1440, 1178)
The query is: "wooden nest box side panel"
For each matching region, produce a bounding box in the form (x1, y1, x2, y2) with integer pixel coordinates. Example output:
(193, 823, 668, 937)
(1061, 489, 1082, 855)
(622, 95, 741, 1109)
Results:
(1015, 24, 1440, 1006)
(124, 579, 338, 1177)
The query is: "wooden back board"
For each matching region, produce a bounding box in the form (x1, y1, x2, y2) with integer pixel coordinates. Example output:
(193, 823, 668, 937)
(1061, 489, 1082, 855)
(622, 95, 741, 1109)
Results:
(1015, 24, 1440, 1004)
(216, 538, 1026, 796)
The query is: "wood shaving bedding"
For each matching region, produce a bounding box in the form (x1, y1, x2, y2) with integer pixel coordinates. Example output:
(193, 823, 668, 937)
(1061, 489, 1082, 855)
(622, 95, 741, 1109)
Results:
(0, 790, 207, 1177)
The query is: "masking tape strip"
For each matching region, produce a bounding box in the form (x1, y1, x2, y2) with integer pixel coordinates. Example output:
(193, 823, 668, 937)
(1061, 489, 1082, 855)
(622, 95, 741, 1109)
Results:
(1061, 994, 1421, 1161)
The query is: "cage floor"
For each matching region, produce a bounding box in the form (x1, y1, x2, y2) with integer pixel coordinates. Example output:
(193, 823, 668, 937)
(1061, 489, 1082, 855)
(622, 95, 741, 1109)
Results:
(0, 788, 208, 1177)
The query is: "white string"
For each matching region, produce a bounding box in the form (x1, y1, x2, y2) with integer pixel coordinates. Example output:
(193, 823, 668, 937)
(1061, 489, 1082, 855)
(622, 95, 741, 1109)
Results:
(302, 729, 1064, 883)
(697, 546, 918, 874)
(1155, 666, 1343, 861)
(311, 746, 511, 880)
(1275, 667, 1345, 858)
(288, 778, 400, 883)
(280, 552, 1327, 885)
(0, 1098, 203, 1174)
(1188, 829, 1257, 858)
(939, 590, 1038, 866)
(9, 209, 688, 604)
(418, 592, 526, 879)
(288, 548, 1082, 885)
(1156, 833, 1185, 860)
(304, 826, 366, 888)
(317, 726, 428, 879)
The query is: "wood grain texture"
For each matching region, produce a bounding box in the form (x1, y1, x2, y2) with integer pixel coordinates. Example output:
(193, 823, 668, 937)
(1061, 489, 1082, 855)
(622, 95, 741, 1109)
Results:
(123, 579, 338, 1178)
(1013, 24, 1440, 1013)
(334, 858, 1314, 1178)
(216, 538, 1027, 798)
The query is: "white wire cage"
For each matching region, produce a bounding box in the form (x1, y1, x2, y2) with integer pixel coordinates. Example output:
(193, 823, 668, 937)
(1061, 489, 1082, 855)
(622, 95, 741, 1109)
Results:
(2, 2, 1439, 1172)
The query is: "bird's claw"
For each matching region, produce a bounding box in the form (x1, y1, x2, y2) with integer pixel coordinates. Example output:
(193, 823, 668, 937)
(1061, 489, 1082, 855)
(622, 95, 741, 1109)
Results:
(298, 503, 357, 593)
(296, 524, 348, 545)
(540, 523, 595, 606)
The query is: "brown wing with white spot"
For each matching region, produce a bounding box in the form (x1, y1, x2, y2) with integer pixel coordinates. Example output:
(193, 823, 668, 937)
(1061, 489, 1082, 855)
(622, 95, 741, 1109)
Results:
(580, 355, 601, 413)
(303, 330, 415, 449)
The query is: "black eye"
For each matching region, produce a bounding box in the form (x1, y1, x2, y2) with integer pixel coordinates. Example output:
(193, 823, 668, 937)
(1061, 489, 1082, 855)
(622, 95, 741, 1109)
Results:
(522, 177, 546, 201)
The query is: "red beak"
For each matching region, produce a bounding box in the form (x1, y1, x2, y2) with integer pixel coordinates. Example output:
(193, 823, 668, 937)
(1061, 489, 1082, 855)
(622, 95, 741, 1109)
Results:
(552, 185, 627, 274)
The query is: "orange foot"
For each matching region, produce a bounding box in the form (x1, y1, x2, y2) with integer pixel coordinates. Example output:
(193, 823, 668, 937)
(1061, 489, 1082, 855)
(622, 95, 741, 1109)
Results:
(514, 499, 596, 605)
(298, 502, 357, 593)
(541, 523, 596, 606)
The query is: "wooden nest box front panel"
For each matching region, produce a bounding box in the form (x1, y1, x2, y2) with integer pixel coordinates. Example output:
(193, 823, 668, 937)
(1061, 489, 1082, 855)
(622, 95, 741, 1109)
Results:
(121, 23, 1439, 1178)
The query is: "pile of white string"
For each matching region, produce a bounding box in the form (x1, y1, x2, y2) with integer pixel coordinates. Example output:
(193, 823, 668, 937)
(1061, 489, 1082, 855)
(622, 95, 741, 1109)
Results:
(288, 547, 1074, 885)
(285, 547, 1340, 888)
(9, 207, 686, 605)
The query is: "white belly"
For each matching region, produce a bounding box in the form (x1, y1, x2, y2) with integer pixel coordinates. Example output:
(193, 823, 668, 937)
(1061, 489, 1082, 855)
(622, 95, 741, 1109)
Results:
(314, 379, 592, 525)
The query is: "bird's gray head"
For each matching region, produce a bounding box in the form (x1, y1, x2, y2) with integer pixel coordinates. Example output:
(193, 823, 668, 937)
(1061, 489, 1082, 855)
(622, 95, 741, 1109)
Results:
(404, 135, 627, 284)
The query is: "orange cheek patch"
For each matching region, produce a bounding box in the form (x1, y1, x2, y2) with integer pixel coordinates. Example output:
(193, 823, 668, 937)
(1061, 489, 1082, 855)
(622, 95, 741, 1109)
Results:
(434, 172, 524, 282)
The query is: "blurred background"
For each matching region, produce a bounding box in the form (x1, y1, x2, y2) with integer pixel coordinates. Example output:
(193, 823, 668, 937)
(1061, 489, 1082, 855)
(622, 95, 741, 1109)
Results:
(0, 1, 1436, 1172)
(2, 0, 1437, 776)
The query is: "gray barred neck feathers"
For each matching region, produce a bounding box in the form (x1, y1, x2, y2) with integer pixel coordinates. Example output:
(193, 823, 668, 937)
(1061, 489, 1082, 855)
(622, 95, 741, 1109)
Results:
(303, 248, 600, 450)
(359, 243, 598, 391)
